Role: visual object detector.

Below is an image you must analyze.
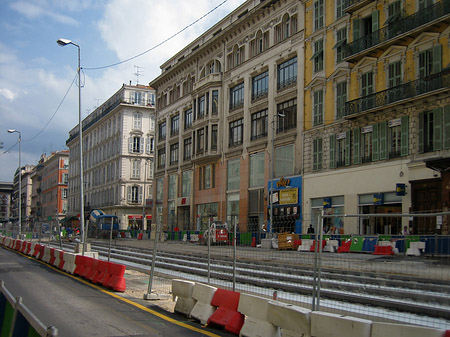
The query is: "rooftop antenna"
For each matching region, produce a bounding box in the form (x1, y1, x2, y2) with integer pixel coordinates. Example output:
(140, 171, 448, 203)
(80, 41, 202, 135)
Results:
(133, 65, 144, 85)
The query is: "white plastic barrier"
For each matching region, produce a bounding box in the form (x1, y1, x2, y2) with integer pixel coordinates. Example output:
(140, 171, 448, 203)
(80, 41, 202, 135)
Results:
(406, 241, 426, 256)
(172, 279, 196, 316)
(323, 240, 339, 253)
(371, 322, 445, 337)
(310, 312, 372, 337)
(238, 293, 280, 337)
(62, 252, 77, 274)
(267, 301, 311, 337)
(297, 239, 313, 252)
(189, 282, 217, 324)
(28, 243, 37, 256)
(53, 249, 61, 268)
(42, 246, 52, 263)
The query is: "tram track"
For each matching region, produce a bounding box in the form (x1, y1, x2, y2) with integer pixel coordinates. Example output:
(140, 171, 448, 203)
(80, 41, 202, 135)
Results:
(59, 241, 450, 321)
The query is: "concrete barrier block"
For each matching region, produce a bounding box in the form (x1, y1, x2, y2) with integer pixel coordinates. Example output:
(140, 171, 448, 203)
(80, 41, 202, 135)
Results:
(298, 239, 313, 252)
(267, 301, 311, 337)
(172, 279, 196, 316)
(371, 322, 445, 337)
(238, 294, 280, 337)
(53, 249, 61, 267)
(28, 243, 36, 256)
(62, 252, 77, 274)
(42, 246, 51, 263)
(190, 283, 217, 324)
(311, 312, 371, 337)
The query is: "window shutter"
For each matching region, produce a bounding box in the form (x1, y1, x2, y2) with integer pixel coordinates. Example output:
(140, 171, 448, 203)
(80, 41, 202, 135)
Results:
(372, 123, 379, 161)
(353, 128, 361, 164)
(318, 138, 323, 169)
(444, 105, 450, 149)
(128, 137, 133, 153)
(433, 107, 443, 151)
(138, 186, 143, 203)
(146, 137, 150, 154)
(329, 135, 336, 169)
(353, 19, 360, 41)
(401, 116, 409, 156)
(379, 121, 387, 160)
(345, 130, 351, 166)
(140, 137, 144, 153)
(372, 10, 379, 32)
(127, 186, 132, 202)
(418, 112, 424, 153)
(432, 44, 442, 75)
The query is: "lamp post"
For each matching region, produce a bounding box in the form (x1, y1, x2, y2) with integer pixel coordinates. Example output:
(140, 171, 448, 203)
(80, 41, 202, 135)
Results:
(7, 129, 21, 237)
(57, 38, 85, 255)
(269, 112, 285, 234)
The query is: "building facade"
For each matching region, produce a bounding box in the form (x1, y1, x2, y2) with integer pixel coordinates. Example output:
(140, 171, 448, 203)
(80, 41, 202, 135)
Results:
(10, 165, 34, 230)
(0, 182, 13, 223)
(302, 0, 450, 235)
(150, 0, 305, 234)
(66, 84, 156, 230)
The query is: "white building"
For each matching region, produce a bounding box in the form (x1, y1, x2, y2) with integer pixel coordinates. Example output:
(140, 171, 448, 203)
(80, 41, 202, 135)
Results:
(67, 84, 156, 230)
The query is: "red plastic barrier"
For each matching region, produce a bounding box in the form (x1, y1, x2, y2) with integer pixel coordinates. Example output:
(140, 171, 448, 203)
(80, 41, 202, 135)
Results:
(81, 257, 95, 279)
(373, 245, 394, 255)
(74, 255, 88, 276)
(310, 240, 326, 252)
(294, 239, 302, 249)
(58, 251, 65, 270)
(32, 244, 41, 258)
(15, 240, 22, 251)
(86, 259, 100, 282)
(105, 262, 126, 292)
(93, 260, 109, 284)
(137, 233, 143, 240)
(49, 248, 56, 265)
(337, 240, 351, 253)
(20, 241, 27, 253)
(25, 242, 32, 255)
(37, 245, 45, 260)
(445, 330, 450, 337)
(207, 288, 245, 335)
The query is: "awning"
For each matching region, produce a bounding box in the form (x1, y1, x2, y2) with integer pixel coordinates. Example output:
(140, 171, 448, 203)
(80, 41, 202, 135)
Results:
(60, 215, 78, 223)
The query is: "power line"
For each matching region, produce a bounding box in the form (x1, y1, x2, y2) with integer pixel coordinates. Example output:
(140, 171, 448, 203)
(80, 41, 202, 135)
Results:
(83, 0, 230, 71)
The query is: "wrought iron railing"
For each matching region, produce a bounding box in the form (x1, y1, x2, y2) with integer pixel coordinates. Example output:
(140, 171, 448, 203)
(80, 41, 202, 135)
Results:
(345, 68, 450, 117)
(277, 76, 297, 90)
(251, 88, 268, 101)
(344, 1, 450, 58)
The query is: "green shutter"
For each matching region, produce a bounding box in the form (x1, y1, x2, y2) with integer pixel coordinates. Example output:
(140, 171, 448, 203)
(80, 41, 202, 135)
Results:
(353, 19, 361, 41)
(329, 135, 336, 169)
(418, 112, 424, 153)
(313, 139, 318, 170)
(353, 128, 361, 164)
(433, 107, 443, 151)
(345, 130, 351, 166)
(401, 116, 409, 156)
(372, 10, 379, 32)
(444, 105, 450, 149)
(432, 44, 442, 75)
(372, 123, 379, 161)
(318, 138, 323, 169)
(379, 121, 387, 160)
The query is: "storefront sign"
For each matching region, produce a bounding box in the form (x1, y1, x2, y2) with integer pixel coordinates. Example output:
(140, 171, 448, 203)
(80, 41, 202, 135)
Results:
(373, 193, 384, 205)
(323, 197, 332, 208)
(279, 188, 298, 205)
(277, 177, 291, 188)
(396, 183, 406, 196)
(128, 215, 143, 220)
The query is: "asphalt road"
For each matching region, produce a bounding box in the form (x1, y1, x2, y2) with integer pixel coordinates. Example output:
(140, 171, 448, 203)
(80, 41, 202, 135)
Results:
(0, 246, 229, 337)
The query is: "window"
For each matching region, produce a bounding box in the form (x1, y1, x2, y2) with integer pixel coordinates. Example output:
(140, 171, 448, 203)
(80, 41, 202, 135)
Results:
(419, 0, 433, 11)
(419, 45, 441, 78)
(229, 119, 243, 147)
(251, 30, 269, 56)
(184, 108, 193, 129)
(329, 131, 350, 168)
(228, 44, 245, 69)
(388, 61, 402, 88)
(251, 109, 268, 140)
(386, 1, 401, 24)
(419, 107, 450, 153)
(62, 188, 68, 199)
(157, 148, 165, 168)
(274, 144, 294, 177)
(158, 121, 166, 141)
(184, 137, 192, 161)
(197, 128, 205, 154)
(133, 112, 142, 130)
(211, 124, 218, 150)
(313, 138, 323, 171)
(134, 92, 143, 105)
(230, 83, 244, 110)
(170, 143, 179, 165)
(361, 71, 374, 110)
(128, 185, 142, 204)
(335, 28, 347, 64)
(129, 136, 143, 153)
(277, 99, 297, 133)
(336, 81, 347, 119)
(361, 126, 373, 163)
(312, 39, 324, 73)
(197, 95, 206, 119)
(181, 170, 192, 197)
(212, 90, 219, 114)
(156, 177, 163, 201)
(146, 137, 154, 154)
(170, 115, 179, 136)
(227, 158, 240, 190)
(249, 152, 265, 187)
(313, 90, 324, 126)
(200, 164, 215, 190)
(62, 173, 69, 184)
(168, 174, 177, 199)
(252, 71, 268, 101)
(336, 0, 345, 18)
(132, 159, 141, 178)
(277, 57, 297, 90)
(389, 119, 402, 158)
(314, 0, 324, 30)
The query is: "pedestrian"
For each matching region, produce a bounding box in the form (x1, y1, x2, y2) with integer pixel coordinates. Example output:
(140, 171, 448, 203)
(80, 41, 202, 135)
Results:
(307, 224, 314, 234)
(402, 226, 410, 235)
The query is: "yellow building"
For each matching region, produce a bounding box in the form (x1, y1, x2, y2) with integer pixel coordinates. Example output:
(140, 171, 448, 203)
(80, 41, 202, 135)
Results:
(302, 0, 450, 235)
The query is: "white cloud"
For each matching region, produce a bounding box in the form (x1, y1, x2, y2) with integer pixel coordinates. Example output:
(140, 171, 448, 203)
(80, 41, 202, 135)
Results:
(0, 88, 17, 101)
(10, 1, 79, 25)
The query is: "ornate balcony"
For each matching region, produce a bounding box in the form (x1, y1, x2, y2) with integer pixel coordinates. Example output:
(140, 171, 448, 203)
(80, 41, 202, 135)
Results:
(345, 68, 450, 117)
(344, 1, 450, 62)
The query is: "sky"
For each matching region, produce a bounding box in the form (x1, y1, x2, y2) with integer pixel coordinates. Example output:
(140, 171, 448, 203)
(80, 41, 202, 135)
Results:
(0, 0, 247, 182)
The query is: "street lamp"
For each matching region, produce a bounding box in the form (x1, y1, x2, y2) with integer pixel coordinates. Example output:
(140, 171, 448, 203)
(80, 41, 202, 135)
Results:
(57, 38, 85, 255)
(7, 129, 21, 237)
(269, 112, 285, 234)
